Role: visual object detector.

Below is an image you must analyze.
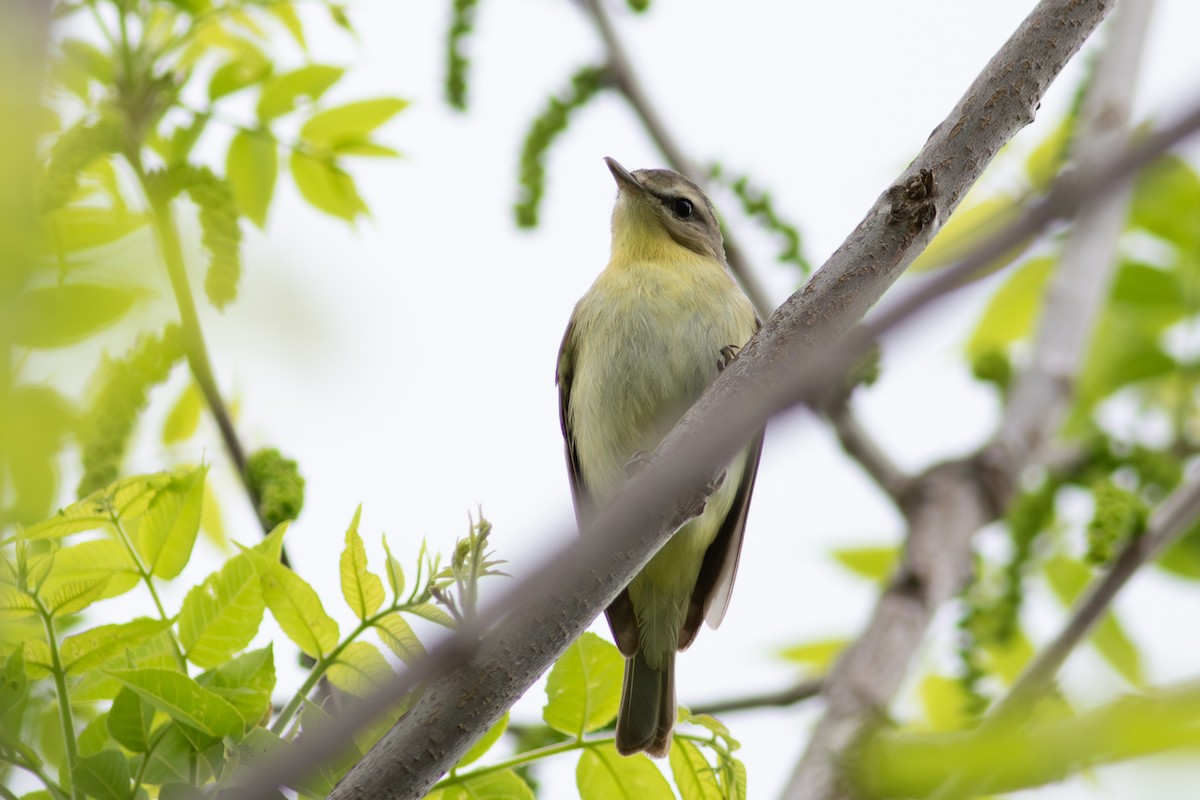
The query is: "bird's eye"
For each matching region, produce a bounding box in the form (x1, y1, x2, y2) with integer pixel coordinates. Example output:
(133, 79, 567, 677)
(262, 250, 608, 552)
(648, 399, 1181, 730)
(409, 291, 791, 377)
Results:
(672, 198, 694, 219)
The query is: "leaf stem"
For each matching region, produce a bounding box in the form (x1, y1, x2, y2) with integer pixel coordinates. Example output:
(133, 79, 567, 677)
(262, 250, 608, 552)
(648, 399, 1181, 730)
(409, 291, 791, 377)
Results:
(107, 510, 189, 672)
(134, 165, 273, 537)
(37, 604, 80, 800)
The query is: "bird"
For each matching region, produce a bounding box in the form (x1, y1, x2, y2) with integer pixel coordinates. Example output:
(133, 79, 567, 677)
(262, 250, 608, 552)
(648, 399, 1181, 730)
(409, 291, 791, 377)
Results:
(556, 157, 764, 757)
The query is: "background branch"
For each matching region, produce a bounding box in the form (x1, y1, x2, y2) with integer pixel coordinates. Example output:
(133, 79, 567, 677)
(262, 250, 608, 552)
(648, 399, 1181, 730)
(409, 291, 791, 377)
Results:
(785, 2, 1151, 795)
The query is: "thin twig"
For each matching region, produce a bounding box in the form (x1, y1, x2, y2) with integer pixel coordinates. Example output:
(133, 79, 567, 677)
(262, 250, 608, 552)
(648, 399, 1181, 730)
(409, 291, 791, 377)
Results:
(691, 678, 824, 717)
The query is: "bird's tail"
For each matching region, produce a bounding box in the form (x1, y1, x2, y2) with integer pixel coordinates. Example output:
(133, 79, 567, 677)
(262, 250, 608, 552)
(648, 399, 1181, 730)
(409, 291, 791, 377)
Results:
(615, 648, 675, 758)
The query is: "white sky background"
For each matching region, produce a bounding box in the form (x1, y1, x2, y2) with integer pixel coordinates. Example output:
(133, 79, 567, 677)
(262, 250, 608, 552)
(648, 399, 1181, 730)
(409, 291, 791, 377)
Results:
(95, 0, 1200, 797)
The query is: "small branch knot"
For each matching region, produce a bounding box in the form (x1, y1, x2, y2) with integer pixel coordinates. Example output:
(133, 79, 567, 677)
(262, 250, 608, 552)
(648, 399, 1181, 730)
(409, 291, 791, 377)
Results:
(886, 168, 937, 229)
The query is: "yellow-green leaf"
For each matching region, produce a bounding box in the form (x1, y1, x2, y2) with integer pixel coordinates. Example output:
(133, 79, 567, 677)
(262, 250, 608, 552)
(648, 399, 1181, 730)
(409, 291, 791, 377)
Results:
(137, 466, 206, 579)
(919, 674, 972, 732)
(326, 641, 394, 698)
(340, 505, 384, 620)
(72, 750, 130, 800)
(226, 129, 277, 228)
(61, 618, 174, 674)
(107, 687, 154, 752)
(670, 738, 723, 800)
(1026, 117, 1072, 192)
(831, 545, 898, 583)
(179, 552, 266, 669)
(247, 548, 339, 659)
(289, 151, 367, 222)
(162, 382, 203, 444)
(382, 534, 405, 599)
(257, 65, 343, 122)
(42, 206, 147, 253)
(300, 98, 407, 150)
(578, 744, 674, 800)
(911, 195, 1024, 274)
(777, 638, 848, 674)
(107, 668, 244, 738)
(543, 631, 623, 736)
(965, 255, 1054, 361)
(10, 284, 139, 349)
(456, 712, 508, 769)
(374, 612, 424, 665)
(38, 539, 138, 605)
(427, 770, 534, 800)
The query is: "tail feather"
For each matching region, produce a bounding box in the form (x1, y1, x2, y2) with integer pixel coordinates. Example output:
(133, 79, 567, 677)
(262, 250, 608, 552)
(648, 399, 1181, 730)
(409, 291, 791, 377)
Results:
(615, 649, 675, 758)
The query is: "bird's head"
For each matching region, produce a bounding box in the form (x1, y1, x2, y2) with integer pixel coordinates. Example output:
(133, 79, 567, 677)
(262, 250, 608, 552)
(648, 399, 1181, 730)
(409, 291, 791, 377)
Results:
(605, 157, 726, 265)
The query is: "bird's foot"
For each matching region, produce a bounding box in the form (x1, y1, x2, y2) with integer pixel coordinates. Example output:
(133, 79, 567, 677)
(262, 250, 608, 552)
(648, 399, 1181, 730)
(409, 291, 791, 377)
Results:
(718, 344, 740, 371)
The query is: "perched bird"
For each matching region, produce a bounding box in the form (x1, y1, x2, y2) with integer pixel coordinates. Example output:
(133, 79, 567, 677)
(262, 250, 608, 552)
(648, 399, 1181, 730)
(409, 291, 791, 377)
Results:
(556, 158, 764, 757)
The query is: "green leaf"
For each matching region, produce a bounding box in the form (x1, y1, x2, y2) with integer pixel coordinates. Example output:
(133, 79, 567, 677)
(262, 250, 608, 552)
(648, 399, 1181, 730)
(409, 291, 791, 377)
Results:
(0, 585, 37, 618)
(42, 577, 108, 617)
(226, 129, 278, 228)
(141, 725, 195, 785)
(107, 687, 155, 752)
(136, 466, 206, 579)
(966, 255, 1055, 361)
(246, 548, 339, 659)
(77, 712, 110, 757)
(178, 552, 266, 668)
(1044, 555, 1143, 685)
(427, 770, 534, 800)
(777, 638, 848, 674)
(543, 631, 623, 736)
(42, 206, 147, 253)
(408, 602, 455, 627)
(267, 4, 306, 48)
(456, 712, 508, 769)
(289, 151, 367, 221)
(10, 284, 139, 349)
(37, 539, 139, 605)
(107, 668, 244, 738)
(72, 750, 131, 800)
(61, 618, 174, 674)
(919, 674, 972, 732)
(209, 47, 271, 101)
(326, 641, 394, 698)
(577, 744, 674, 800)
(1130, 155, 1200, 250)
(374, 612, 424, 665)
(300, 98, 407, 151)
(670, 738, 722, 800)
(162, 382, 203, 444)
(340, 505, 385, 620)
(910, 194, 1024, 274)
(256, 65, 344, 122)
(1026, 117, 1072, 192)
(382, 534, 405, 599)
(198, 645, 275, 728)
(830, 545, 898, 583)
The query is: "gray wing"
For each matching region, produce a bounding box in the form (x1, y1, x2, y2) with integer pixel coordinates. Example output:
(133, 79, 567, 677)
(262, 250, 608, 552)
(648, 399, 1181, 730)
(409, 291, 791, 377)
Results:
(557, 319, 640, 656)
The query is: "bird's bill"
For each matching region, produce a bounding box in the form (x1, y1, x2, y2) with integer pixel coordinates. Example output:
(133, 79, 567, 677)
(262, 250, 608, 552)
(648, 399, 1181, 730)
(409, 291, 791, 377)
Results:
(604, 157, 640, 193)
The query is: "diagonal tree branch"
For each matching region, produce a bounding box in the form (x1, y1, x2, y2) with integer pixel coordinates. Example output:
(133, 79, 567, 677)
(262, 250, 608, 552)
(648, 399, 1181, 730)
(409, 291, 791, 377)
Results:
(784, 2, 1152, 796)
